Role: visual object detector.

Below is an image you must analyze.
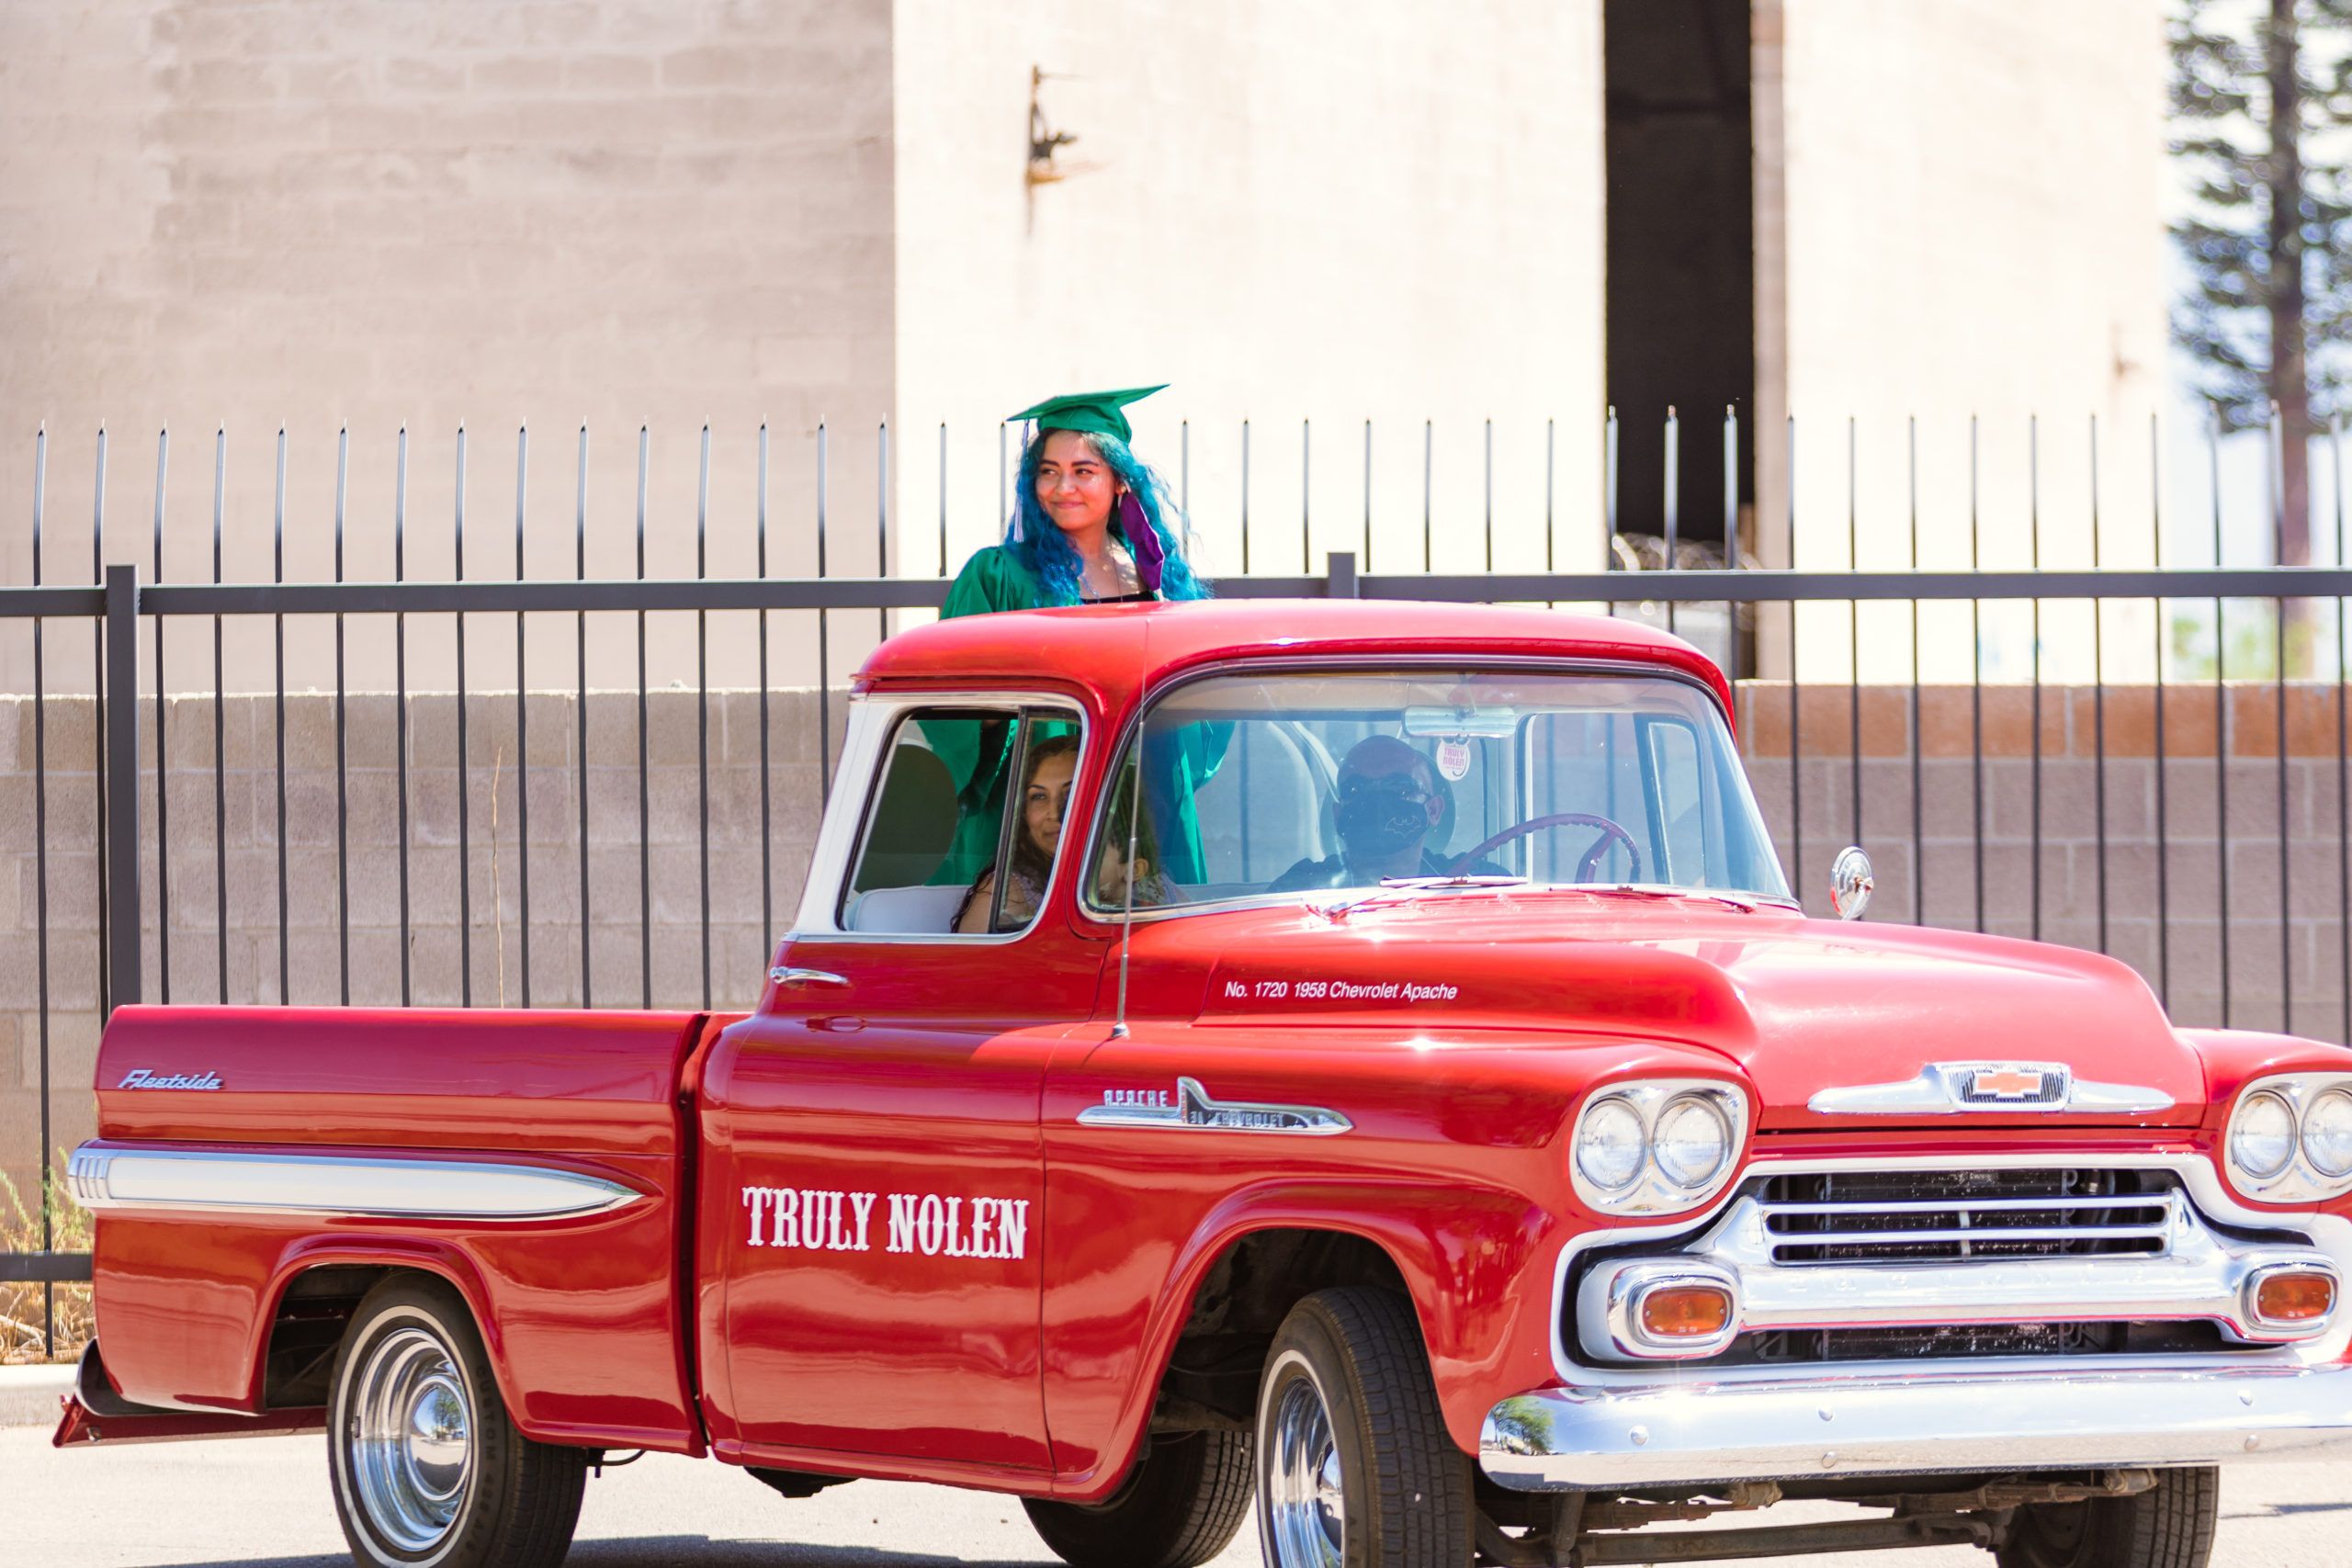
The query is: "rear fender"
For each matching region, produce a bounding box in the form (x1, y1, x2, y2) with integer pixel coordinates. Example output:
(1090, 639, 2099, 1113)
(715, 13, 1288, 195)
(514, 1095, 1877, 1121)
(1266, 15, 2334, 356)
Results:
(256, 1237, 511, 1419)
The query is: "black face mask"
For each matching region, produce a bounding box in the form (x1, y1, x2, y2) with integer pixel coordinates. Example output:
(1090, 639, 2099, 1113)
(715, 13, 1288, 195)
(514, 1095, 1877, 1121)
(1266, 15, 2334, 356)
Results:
(1334, 773, 1431, 860)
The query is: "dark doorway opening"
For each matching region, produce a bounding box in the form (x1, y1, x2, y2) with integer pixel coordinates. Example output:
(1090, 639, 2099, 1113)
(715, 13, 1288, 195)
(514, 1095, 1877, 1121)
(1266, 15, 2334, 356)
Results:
(1604, 0, 1755, 558)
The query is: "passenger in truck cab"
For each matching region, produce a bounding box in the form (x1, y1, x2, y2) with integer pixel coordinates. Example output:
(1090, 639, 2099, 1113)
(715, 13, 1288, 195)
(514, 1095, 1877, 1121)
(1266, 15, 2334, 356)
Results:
(954, 735, 1080, 932)
(1267, 734, 1500, 892)
(928, 384, 1226, 889)
(1093, 753, 1176, 914)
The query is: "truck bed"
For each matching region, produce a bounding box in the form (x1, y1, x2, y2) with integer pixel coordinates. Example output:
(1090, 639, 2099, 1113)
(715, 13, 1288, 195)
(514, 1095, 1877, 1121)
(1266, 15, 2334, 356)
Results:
(76, 1006, 725, 1455)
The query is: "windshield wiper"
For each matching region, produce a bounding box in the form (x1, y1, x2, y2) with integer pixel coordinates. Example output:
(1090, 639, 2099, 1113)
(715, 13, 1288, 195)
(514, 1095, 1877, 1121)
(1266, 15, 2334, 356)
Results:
(1565, 884, 1770, 914)
(1313, 874, 1528, 921)
(1311, 877, 1780, 923)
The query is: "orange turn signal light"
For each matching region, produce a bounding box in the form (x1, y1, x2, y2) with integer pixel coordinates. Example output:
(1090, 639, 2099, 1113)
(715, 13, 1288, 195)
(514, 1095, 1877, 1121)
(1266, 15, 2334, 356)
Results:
(2254, 1269, 2336, 1325)
(1638, 1283, 1735, 1340)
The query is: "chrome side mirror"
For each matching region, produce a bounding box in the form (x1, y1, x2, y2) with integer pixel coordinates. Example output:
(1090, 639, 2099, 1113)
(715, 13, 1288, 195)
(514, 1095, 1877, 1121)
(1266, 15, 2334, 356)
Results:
(1829, 847, 1873, 920)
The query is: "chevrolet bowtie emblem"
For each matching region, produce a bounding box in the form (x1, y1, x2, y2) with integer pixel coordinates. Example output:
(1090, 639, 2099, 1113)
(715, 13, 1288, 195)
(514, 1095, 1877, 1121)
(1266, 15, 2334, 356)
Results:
(1970, 1068, 2047, 1100)
(1808, 1062, 2175, 1117)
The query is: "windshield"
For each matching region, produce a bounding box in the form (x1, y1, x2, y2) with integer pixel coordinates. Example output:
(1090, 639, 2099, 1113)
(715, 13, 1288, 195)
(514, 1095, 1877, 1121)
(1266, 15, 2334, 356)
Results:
(1085, 668, 1790, 913)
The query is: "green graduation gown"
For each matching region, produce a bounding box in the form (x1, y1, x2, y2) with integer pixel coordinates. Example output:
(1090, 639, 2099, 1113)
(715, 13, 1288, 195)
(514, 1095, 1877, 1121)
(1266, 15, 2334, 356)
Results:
(925, 546, 1222, 888)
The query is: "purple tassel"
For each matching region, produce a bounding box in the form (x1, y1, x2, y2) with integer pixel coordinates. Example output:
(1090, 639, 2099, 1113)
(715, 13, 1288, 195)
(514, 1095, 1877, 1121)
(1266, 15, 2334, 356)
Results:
(1120, 492, 1165, 593)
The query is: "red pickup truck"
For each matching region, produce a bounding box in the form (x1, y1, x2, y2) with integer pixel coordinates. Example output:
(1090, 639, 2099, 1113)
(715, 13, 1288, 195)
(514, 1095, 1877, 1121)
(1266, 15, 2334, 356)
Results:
(57, 600, 2352, 1568)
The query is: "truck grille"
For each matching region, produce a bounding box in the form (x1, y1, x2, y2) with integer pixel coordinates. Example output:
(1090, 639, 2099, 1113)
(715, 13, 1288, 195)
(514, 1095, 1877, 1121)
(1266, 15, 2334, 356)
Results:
(1753, 1168, 2177, 1266)
(1742, 1319, 2237, 1364)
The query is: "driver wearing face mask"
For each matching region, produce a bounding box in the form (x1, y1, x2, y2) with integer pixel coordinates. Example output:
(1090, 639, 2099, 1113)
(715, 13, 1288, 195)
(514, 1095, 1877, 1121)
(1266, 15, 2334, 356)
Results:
(1268, 735, 1505, 893)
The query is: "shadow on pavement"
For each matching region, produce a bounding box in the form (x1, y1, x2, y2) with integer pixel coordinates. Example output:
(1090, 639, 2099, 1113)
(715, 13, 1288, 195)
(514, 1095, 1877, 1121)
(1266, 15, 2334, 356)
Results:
(152, 1541, 1056, 1568)
(2238, 1501, 2352, 1518)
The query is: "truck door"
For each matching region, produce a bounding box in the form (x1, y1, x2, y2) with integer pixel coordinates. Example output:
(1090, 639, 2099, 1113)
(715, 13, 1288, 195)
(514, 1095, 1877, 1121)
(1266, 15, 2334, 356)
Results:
(699, 698, 1102, 1473)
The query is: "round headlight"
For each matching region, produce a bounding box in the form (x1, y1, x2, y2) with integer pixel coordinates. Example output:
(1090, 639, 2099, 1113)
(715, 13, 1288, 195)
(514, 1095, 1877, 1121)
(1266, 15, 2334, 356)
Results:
(2302, 1089, 2352, 1178)
(1653, 1095, 1732, 1189)
(2232, 1090, 2299, 1180)
(1576, 1097, 1646, 1192)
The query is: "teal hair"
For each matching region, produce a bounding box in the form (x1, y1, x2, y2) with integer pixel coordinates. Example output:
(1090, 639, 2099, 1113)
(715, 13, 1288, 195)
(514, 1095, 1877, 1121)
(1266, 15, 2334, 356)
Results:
(1005, 430, 1211, 604)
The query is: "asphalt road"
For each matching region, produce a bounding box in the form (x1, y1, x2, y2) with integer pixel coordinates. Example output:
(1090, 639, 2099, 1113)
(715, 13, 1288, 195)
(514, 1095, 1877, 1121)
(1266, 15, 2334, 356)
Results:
(10, 1426, 2352, 1568)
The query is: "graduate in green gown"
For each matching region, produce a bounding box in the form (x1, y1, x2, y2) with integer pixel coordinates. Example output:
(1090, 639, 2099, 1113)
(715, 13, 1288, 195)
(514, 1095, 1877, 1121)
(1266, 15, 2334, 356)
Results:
(929, 387, 1222, 888)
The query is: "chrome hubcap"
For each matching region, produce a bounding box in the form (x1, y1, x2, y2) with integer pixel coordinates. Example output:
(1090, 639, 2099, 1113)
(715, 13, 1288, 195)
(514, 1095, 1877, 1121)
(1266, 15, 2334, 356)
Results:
(1266, 1374, 1343, 1568)
(348, 1326, 473, 1551)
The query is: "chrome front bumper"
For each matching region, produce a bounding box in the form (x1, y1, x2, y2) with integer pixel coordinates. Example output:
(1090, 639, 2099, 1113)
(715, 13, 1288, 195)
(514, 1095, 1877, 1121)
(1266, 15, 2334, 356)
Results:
(1479, 1360, 2352, 1489)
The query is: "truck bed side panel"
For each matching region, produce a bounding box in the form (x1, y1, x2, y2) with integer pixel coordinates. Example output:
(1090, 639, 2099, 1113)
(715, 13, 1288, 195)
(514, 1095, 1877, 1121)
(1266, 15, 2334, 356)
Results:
(88, 1007, 707, 1453)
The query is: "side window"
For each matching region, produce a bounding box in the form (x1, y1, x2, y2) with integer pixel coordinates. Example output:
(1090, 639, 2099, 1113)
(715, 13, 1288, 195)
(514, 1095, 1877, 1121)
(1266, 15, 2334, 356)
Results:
(837, 707, 1081, 936)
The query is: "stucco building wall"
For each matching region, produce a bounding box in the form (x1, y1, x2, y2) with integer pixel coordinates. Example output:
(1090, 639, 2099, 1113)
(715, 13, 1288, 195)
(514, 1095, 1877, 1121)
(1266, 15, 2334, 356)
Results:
(1756, 0, 2170, 684)
(888, 0, 1608, 592)
(2, 1, 1609, 698)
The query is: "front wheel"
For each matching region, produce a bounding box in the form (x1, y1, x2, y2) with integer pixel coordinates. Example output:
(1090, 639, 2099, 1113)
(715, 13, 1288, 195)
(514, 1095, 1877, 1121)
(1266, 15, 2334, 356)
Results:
(1996, 1467, 2218, 1568)
(1255, 1287, 1471, 1568)
(1023, 1429, 1251, 1568)
(327, 1275, 586, 1568)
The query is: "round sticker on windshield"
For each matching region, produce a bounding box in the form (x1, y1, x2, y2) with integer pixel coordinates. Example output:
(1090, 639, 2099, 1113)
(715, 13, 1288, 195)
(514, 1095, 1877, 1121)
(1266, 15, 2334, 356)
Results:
(1435, 738, 1471, 780)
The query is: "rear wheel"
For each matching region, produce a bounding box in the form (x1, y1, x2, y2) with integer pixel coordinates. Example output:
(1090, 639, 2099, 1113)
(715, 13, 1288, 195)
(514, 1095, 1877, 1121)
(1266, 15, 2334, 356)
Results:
(1254, 1287, 1472, 1568)
(327, 1276, 586, 1568)
(1996, 1467, 2218, 1568)
(1023, 1429, 1251, 1568)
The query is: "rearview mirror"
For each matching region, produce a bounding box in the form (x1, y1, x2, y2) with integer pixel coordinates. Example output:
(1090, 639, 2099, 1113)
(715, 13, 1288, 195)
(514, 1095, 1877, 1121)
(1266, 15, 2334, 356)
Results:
(1402, 705, 1520, 739)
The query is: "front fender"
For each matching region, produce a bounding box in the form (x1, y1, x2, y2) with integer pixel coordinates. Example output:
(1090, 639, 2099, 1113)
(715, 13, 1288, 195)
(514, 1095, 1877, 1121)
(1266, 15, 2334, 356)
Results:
(1039, 1026, 1750, 1494)
(2183, 1028, 2352, 1225)
(1046, 1174, 1564, 1497)
(2180, 1028, 2352, 1125)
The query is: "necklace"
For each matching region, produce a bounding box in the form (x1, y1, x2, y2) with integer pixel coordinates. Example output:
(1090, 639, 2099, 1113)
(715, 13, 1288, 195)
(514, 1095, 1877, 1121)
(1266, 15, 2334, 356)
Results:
(1082, 543, 1137, 598)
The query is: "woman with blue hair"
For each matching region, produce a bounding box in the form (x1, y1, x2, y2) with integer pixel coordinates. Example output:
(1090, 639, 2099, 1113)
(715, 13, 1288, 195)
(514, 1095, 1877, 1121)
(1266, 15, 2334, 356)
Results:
(929, 385, 1219, 892)
(942, 384, 1211, 615)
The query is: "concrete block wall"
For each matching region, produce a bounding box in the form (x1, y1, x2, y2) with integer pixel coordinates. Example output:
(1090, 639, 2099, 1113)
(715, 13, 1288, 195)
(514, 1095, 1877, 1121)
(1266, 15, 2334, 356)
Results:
(1739, 682, 2352, 1044)
(0, 683, 841, 1203)
(7, 675, 2346, 1205)
(0, 0, 901, 698)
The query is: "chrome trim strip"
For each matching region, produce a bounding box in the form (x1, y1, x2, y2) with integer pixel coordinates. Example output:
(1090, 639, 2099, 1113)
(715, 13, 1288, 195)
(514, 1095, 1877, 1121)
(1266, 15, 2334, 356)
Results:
(1479, 1360, 2352, 1489)
(1808, 1062, 2175, 1116)
(1576, 1191, 2338, 1361)
(67, 1143, 643, 1221)
(1542, 1153, 2352, 1388)
(1076, 1077, 1352, 1135)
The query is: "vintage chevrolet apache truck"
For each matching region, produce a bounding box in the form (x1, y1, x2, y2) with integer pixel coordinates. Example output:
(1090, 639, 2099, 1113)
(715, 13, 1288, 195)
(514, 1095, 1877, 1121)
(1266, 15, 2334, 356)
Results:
(55, 599, 2352, 1568)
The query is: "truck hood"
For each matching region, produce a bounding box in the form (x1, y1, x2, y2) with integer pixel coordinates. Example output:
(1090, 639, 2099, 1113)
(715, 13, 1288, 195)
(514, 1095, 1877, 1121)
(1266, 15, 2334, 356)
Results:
(1155, 890, 2202, 1129)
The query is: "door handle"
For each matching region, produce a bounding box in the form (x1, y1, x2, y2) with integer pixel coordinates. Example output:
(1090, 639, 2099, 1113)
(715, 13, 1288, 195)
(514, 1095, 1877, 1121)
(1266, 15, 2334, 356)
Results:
(770, 966, 850, 989)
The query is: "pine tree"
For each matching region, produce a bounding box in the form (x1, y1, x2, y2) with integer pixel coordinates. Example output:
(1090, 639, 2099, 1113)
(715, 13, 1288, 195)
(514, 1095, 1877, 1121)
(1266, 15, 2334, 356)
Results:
(2171, 0, 2352, 569)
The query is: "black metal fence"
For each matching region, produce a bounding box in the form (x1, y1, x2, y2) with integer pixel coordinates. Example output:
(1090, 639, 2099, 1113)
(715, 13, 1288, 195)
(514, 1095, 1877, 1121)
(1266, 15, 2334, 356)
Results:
(6, 415, 2352, 1357)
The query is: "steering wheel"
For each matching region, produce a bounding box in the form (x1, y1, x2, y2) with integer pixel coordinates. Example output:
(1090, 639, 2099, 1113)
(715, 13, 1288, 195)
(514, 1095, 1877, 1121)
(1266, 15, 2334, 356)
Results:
(1449, 812, 1641, 884)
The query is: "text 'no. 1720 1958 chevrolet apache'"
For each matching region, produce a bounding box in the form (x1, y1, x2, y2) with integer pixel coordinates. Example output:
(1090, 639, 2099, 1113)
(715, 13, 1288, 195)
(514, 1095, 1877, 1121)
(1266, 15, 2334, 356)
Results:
(56, 599, 2352, 1568)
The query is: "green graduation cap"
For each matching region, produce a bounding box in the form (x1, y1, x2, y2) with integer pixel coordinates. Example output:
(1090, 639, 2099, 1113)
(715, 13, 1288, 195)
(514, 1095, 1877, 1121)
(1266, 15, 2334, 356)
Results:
(1008, 384, 1168, 445)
